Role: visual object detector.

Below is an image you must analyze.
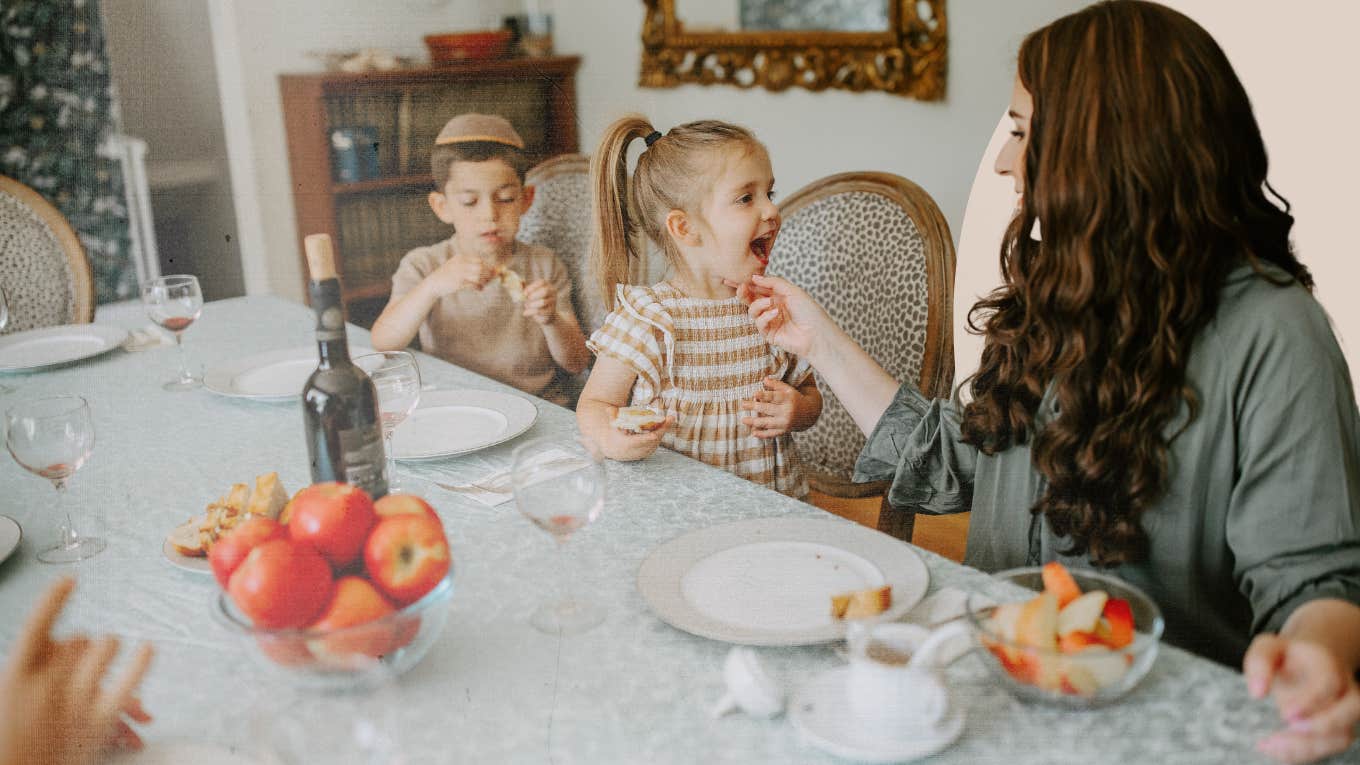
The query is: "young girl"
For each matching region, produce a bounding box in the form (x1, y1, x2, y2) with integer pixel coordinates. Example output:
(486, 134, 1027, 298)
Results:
(576, 116, 822, 497)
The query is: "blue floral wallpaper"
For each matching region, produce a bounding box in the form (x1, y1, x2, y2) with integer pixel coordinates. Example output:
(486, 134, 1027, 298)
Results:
(0, 0, 134, 303)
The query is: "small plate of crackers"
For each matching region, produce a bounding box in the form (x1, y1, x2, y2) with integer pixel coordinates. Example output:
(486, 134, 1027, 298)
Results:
(162, 472, 289, 575)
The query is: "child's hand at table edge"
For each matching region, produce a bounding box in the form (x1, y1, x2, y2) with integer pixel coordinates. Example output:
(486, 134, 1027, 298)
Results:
(522, 280, 559, 326)
(0, 577, 156, 765)
(1245, 631, 1360, 764)
(741, 377, 818, 438)
(601, 406, 674, 461)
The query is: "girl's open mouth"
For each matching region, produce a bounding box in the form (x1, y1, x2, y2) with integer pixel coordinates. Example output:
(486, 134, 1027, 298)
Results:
(750, 232, 774, 266)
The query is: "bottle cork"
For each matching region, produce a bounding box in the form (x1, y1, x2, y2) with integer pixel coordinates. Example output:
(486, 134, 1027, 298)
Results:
(304, 234, 337, 280)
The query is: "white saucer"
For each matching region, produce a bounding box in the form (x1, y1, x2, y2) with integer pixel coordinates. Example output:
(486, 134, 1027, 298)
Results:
(790, 666, 964, 764)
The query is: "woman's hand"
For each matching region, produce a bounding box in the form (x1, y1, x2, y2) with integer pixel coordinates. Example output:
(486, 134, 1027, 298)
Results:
(0, 578, 155, 765)
(1245, 632, 1360, 763)
(741, 377, 818, 438)
(730, 275, 834, 362)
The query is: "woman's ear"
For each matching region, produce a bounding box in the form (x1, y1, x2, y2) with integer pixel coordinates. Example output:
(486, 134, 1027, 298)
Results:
(429, 191, 456, 225)
(665, 209, 702, 247)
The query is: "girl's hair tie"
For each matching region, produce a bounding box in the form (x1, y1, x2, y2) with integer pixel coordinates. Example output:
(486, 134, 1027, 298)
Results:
(644, 130, 663, 147)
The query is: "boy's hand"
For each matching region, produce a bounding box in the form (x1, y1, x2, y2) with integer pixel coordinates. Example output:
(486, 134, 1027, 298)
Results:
(427, 252, 495, 296)
(522, 280, 558, 326)
(602, 407, 673, 461)
(741, 377, 811, 439)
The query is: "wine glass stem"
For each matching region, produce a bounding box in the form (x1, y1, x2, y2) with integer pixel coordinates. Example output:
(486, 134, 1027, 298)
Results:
(52, 479, 77, 550)
(174, 332, 190, 381)
(384, 429, 397, 488)
(554, 537, 580, 614)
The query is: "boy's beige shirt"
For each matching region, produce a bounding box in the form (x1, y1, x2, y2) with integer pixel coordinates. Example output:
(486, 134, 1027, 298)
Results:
(391, 236, 574, 405)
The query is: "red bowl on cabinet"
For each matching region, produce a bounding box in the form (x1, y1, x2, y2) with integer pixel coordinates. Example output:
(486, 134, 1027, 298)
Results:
(424, 30, 513, 64)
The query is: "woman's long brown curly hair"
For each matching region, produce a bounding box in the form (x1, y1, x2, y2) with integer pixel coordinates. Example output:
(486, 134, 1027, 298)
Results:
(961, 0, 1313, 567)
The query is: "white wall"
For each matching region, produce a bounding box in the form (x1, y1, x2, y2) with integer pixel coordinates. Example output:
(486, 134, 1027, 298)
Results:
(954, 1, 1360, 391)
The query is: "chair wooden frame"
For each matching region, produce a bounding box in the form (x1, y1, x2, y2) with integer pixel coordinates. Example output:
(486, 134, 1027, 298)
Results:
(0, 174, 96, 324)
(777, 172, 955, 538)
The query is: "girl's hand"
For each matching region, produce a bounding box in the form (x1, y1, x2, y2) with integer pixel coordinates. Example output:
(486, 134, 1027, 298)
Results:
(741, 377, 807, 438)
(427, 252, 494, 296)
(522, 280, 558, 326)
(601, 407, 674, 461)
(0, 578, 155, 765)
(742, 275, 833, 361)
(1245, 633, 1360, 763)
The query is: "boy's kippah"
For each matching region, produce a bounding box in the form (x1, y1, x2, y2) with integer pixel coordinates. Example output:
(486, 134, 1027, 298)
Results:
(435, 113, 525, 150)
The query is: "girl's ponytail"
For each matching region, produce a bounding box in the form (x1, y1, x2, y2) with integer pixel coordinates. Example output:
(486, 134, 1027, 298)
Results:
(590, 115, 653, 310)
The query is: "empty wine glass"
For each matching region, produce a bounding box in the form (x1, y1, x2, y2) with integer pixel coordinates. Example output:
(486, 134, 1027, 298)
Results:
(142, 274, 203, 391)
(511, 436, 606, 635)
(354, 351, 421, 493)
(5, 395, 102, 563)
(0, 284, 12, 394)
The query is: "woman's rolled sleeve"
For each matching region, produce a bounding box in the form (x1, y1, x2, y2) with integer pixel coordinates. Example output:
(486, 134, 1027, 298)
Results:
(854, 383, 977, 515)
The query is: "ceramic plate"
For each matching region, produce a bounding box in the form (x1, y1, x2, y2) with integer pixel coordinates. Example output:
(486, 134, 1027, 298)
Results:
(204, 345, 374, 400)
(391, 388, 538, 460)
(0, 324, 128, 373)
(637, 517, 929, 646)
(161, 520, 212, 575)
(0, 515, 21, 566)
(790, 666, 964, 763)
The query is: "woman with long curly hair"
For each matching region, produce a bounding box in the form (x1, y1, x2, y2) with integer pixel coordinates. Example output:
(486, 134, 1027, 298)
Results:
(737, 2, 1359, 761)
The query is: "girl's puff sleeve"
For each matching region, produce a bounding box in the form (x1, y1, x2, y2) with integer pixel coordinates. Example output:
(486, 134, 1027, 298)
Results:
(586, 285, 674, 405)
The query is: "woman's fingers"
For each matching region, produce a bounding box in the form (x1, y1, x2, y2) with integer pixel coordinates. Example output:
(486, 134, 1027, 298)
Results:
(1257, 729, 1355, 764)
(73, 636, 120, 699)
(11, 576, 75, 670)
(1289, 684, 1360, 736)
(1245, 634, 1288, 698)
(99, 643, 154, 721)
(122, 695, 152, 724)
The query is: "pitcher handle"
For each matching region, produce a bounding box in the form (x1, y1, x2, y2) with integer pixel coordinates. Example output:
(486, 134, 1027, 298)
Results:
(906, 620, 972, 671)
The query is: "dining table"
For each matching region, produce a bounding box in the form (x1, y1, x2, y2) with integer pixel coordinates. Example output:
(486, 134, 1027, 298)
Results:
(0, 295, 1328, 764)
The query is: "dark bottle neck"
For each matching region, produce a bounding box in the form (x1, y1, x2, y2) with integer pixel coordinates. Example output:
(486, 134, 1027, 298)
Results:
(309, 277, 350, 368)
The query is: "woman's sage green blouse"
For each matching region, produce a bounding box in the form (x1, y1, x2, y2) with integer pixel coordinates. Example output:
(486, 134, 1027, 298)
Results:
(855, 263, 1360, 666)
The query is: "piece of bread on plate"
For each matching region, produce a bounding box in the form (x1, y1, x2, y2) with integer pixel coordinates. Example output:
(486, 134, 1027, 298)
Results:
(612, 406, 666, 433)
(831, 585, 893, 620)
(167, 518, 206, 557)
(246, 471, 288, 519)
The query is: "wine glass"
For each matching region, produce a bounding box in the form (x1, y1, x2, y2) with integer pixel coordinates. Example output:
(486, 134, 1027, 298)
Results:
(354, 351, 421, 492)
(5, 395, 102, 563)
(0, 284, 12, 394)
(142, 274, 203, 391)
(511, 436, 606, 635)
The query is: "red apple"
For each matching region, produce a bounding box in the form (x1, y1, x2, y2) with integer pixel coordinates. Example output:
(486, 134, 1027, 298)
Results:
(228, 538, 334, 629)
(1098, 597, 1135, 649)
(256, 633, 315, 667)
(210, 517, 287, 588)
(364, 514, 451, 605)
(373, 493, 441, 524)
(287, 482, 377, 569)
(308, 576, 405, 660)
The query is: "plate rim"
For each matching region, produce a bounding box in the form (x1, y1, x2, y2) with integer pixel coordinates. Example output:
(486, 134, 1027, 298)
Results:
(0, 324, 128, 373)
(160, 534, 213, 575)
(204, 345, 374, 400)
(0, 515, 22, 565)
(636, 516, 930, 646)
(392, 388, 538, 460)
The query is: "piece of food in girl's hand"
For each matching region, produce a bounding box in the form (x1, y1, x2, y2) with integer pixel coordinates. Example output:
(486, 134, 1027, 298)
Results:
(831, 585, 892, 620)
(495, 265, 526, 302)
(612, 406, 666, 433)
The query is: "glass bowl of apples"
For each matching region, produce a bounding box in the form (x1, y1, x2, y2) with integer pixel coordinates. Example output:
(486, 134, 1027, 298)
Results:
(966, 563, 1164, 708)
(209, 487, 455, 692)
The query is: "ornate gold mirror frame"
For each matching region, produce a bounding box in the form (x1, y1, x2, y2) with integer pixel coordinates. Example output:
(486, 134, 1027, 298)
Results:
(640, 0, 947, 100)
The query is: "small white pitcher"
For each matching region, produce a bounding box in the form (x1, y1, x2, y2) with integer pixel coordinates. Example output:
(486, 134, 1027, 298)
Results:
(845, 621, 970, 737)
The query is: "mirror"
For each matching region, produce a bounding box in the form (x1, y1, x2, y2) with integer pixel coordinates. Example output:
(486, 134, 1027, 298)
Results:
(641, 0, 946, 99)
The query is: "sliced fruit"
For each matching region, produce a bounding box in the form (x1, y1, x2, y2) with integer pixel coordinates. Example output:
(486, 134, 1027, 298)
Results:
(1100, 598, 1135, 649)
(1015, 591, 1059, 650)
(989, 602, 1024, 642)
(1075, 645, 1132, 688)
(1041, 561, 1083, 607)
(1058, 630, 1103, 654)
(1059, 660, 1101, 695)
(1057, 590, 1109, 636)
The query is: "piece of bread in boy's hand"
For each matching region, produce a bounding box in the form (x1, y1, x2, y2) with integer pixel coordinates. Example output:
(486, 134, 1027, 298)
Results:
(496, 265, 526, 303)
(612, 406, 666, 434)
(831, 585, 892, 620)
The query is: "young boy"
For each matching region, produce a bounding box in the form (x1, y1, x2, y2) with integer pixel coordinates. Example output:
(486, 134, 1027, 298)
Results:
(370, 114, 589, 406)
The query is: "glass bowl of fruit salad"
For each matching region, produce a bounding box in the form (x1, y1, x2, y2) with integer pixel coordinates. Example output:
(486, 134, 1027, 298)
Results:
(966, 563, 1164, 708)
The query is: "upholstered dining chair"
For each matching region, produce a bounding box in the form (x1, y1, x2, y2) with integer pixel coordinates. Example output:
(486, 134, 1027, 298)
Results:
(516, 153, 607, 339)
(0, 175, 96, 333)
(767, 172, 955, 540)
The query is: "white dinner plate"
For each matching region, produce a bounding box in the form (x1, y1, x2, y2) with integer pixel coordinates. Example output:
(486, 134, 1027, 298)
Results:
(790, 666, 964, 763)
(391, 388, 538, 460)
(161, 519, 212, 575)
(0, 515, 21, 566)
(637, 517, 929, 646)
(204, 345, 374, 400)
(0, 324, 128, 373)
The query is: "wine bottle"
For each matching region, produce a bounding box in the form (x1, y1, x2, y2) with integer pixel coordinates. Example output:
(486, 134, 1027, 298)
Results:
(301, 233, 388, 498)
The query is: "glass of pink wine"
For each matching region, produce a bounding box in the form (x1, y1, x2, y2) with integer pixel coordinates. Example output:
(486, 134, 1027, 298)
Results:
(142, 274, 204, 391)
(354, 350, 421, 493)
(5, 395, 101, 563)
(511, 436, 606, 635)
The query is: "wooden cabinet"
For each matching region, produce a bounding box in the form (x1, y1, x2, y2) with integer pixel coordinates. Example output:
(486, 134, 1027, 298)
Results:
(279, 57, 580, 315)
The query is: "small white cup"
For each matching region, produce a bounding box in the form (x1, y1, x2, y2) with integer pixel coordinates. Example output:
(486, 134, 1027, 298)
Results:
(846, 621, 969, 737)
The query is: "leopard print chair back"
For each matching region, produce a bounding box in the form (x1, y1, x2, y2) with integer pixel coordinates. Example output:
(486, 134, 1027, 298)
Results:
(0, 175, 95, 334)
(518, 154, 608, 337)
(769, 172, 955, 497)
